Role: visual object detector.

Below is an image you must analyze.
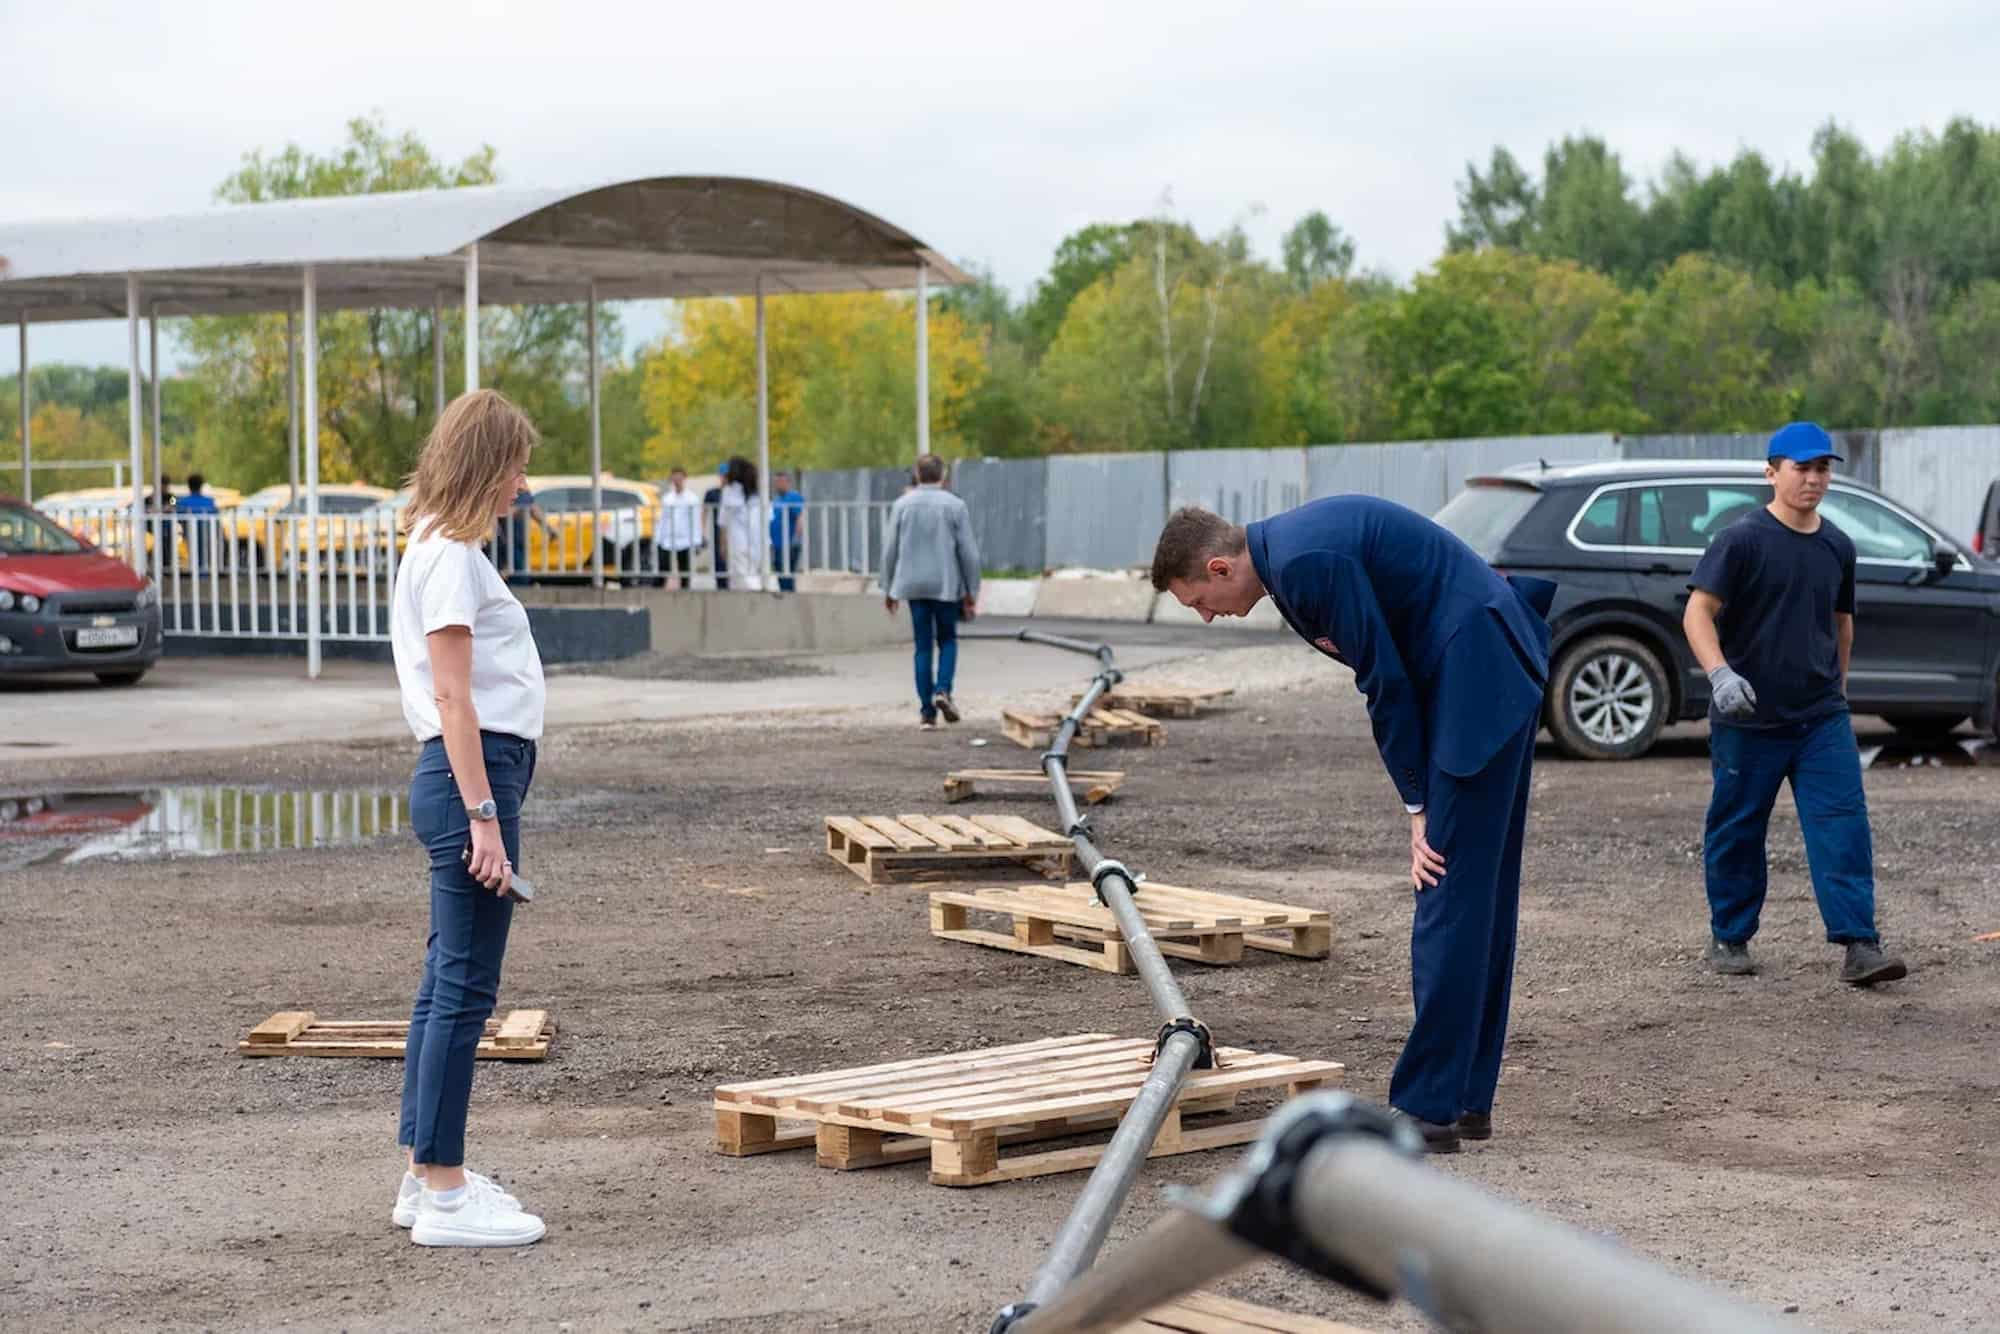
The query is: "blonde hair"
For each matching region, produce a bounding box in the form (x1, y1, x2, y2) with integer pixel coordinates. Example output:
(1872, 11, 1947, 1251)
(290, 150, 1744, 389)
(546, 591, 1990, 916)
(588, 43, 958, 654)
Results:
(402, 390, 539, 540)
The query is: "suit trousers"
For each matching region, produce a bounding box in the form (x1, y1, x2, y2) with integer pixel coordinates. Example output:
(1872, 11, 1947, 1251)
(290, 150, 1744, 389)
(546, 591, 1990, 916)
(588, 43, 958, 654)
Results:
(1387, 717, 1537, 1126)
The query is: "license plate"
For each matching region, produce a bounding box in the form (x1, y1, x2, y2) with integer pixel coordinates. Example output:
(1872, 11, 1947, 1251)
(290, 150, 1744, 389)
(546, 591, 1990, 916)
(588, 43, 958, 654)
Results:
(75, 625, 140, 649)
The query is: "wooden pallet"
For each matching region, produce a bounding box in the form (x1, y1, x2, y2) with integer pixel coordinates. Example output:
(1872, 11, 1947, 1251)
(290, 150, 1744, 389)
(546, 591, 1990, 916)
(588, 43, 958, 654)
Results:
(713, 1033, 1341, 1187)
(1072, 683, 1236, 719)
(930, 882, 1331, 973)
(1120, 1291, 1377, 1333)
(824, 813, 1074, 885)
(1002, 706, 1165, 750)
(943, 767, 1126, 805)
(238, 1009, 555, 1060)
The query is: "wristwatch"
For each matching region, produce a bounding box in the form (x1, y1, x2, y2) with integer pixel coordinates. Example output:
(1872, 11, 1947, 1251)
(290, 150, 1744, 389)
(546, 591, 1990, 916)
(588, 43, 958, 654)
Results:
(466, 799, 498, 822)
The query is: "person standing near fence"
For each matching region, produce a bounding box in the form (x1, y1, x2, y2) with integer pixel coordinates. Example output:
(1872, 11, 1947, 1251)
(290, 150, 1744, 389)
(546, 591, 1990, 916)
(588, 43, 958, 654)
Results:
(881, 453, 981, 730)
(769, 469, 804, 593)
(718, 457, 766, 591)
(176, 474, 217, 573)
(653, 466, 702, 590)
(1683, 422, 1909, 986)
(388, 389, 548, 1247)
(703, 462, 729, 590)
(1150, 498, 1554, 1154)
(502, 483, 553, 585)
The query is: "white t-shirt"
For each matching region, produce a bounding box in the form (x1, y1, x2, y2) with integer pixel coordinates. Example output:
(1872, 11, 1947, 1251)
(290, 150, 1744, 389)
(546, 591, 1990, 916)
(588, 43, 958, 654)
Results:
(719, 482, 766, 590)
(392, 524, 546, 742)
(654, 487, 703, 550)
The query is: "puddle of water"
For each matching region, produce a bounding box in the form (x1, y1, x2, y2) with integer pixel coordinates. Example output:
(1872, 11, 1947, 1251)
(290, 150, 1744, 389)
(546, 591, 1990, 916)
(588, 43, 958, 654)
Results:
(0, 786, 409, 871)
(1860, 738, 1992, 770)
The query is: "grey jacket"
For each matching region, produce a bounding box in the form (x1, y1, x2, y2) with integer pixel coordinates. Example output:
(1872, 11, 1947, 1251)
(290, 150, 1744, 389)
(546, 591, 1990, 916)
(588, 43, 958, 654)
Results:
(881, 484, 982, 603)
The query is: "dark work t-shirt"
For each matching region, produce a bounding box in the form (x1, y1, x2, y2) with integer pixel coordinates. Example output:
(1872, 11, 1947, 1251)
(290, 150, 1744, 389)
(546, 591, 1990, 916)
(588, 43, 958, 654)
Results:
(1689, 508, 1856, 728)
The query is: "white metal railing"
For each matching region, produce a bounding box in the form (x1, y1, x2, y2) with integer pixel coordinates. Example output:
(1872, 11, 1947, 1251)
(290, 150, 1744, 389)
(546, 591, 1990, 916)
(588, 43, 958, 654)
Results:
(35, 499, 898, 645)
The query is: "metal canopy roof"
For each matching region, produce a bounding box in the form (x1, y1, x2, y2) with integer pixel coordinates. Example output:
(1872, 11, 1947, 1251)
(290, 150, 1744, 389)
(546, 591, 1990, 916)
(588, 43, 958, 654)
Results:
(0, 176, 968, 323)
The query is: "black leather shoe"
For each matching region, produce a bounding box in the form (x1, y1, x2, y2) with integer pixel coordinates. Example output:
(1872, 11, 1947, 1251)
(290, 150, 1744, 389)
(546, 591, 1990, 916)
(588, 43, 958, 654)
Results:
(1404, 1116, 1461, 1154)
(1708, 937, 1756, 976)
(1455, 1111, 1492, 1141)
(1841, 940, 1908, 986)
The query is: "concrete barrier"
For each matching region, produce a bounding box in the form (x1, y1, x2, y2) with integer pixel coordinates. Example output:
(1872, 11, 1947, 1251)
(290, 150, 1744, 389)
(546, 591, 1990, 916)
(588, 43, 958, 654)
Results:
(977, 578, 1041, 617)
(1030, 571, 1156, 622)
(1149, 591, 1285, 629)
(518, 586, 905, 655)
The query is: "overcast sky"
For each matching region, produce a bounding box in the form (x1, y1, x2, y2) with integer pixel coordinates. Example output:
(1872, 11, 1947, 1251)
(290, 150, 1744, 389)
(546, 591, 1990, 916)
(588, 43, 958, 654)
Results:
(4, 0, 1996, 373)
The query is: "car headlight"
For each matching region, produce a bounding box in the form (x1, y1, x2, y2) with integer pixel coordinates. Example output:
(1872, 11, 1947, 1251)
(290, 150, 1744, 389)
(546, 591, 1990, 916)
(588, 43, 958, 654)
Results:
(0, 589, 14, 612)
(135, 581, 159, 610)
(18, 594, 39, 613)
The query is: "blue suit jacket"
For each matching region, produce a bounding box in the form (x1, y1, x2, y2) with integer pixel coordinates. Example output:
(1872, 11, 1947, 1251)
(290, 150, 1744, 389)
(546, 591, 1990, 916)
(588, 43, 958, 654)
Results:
(1247, 496, 1554, 808)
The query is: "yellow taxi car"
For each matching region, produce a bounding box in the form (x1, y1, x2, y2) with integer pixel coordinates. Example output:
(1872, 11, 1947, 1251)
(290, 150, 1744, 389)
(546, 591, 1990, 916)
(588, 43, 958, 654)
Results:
(36, 484, 244, 567)
(514, 474, 661, 580)
(228, 483, 397, 572)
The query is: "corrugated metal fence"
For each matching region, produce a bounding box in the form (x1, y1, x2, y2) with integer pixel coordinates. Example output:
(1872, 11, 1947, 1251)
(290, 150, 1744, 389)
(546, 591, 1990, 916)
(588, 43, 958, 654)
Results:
(802, 426, 2000, 574)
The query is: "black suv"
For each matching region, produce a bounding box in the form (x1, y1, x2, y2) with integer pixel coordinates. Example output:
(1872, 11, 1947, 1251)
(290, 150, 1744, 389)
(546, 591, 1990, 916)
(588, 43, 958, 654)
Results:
(1433, 460, 2000, 760)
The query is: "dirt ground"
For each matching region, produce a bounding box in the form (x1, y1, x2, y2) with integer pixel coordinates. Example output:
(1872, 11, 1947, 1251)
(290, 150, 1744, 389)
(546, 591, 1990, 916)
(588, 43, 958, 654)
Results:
(4, 634, 1999, 1333)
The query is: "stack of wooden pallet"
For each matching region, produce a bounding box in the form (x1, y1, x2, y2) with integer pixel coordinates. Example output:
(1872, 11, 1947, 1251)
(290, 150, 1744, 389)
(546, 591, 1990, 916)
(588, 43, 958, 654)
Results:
(238, 1009, 556, 1060)
(929, 881, 1330, 973)
(1002, 705, 1165, 750)
(1071, 683, 1235, 719)
(714, 1032, 1342, 1186)
(824, 813, 1074, 884)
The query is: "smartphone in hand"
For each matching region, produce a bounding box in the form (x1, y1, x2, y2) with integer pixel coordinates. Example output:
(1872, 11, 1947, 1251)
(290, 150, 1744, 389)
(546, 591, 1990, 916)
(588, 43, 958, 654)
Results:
(462, 844, 537, 903)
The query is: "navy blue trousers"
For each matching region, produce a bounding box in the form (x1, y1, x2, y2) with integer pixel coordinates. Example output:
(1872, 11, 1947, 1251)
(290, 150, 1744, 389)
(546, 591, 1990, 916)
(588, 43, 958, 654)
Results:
(909, 599, 960, 716)
(1388, 719, 1536, 1126)
(1704, 712, 1878, 945)
(398, 731, 535, 1166)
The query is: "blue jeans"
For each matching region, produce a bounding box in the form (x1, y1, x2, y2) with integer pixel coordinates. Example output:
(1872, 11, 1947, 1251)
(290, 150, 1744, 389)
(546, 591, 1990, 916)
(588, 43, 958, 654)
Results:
(909, 599, 959, 717)
(1704, 712, 1878, 945)
(399, 730, 536, 1166)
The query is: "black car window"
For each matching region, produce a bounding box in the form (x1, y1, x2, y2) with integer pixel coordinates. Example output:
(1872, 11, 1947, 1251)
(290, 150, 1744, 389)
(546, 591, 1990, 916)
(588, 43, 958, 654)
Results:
(1433, 484, 1539, 560)
(534, 487, 582, 511)
(1632, 483, 1767, 548)
(0, 505, 87, 554)
(1817, 491, 1935, 562)
(1570, 491, 1624, 544)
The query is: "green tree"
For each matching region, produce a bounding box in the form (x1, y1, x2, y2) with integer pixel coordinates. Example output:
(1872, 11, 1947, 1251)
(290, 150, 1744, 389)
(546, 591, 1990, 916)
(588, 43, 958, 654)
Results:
(1280, 211, 1356, 293)
(181, 114, 619, 491)
(1019, 223, 1146, 357)
(1532, 136, 1646, 282)
(1628, 254, 1796, 431)
(1446, 147, 1538, 252)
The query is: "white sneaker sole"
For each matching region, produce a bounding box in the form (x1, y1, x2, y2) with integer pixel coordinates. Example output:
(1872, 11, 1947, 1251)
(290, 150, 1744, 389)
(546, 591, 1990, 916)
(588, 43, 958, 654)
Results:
(410, 1216, 546, 1247)
(393, 1201, 418, 1229)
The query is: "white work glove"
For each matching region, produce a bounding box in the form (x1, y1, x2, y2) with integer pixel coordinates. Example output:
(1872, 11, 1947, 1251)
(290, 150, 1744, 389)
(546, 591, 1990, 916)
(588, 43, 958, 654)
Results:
(1708, 664, 1758, 721)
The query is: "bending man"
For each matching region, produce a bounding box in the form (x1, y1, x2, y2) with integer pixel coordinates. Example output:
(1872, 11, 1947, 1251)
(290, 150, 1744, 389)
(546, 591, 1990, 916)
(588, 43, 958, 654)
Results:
(1152, 499, 1554, 1153)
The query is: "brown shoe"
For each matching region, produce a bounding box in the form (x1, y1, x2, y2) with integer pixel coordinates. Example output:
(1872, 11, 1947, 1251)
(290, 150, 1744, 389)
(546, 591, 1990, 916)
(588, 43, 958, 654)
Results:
(1455, 1111, 1492, 1141)
(1400, 1114, 1461, 1154)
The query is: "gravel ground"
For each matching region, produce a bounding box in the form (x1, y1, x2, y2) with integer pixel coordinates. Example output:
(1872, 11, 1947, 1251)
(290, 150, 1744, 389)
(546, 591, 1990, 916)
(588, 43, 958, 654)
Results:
(4, 639, 1998, 1332)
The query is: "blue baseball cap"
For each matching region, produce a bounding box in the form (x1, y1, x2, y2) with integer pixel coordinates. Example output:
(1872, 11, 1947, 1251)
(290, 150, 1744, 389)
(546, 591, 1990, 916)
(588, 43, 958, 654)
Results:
(1767, 421, 1843, 464)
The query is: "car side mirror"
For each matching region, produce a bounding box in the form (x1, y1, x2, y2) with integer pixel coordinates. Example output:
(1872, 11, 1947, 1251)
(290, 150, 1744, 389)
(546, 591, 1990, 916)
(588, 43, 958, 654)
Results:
(1928, 541, 1959, 581)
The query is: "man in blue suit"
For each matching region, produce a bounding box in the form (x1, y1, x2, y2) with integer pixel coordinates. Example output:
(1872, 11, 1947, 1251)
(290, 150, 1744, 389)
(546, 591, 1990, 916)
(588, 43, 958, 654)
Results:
(1151, 499, 1554, 1153)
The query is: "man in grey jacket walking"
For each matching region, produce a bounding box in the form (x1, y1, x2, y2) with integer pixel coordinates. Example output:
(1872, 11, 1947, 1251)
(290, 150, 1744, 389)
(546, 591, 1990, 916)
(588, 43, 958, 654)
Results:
(882, 454, 982, 729)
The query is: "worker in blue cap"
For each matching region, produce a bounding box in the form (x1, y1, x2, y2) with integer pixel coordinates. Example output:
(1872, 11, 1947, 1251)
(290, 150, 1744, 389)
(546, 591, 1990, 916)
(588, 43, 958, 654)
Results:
(1152, 497, 1556, 1154)
(1683, 422, 1909, 986)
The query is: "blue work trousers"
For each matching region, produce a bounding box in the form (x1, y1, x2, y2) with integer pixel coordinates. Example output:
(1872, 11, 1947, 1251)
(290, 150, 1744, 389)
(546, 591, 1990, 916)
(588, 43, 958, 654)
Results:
(398, 730, 536, 1166)
(1388, 718, 1536, 1127)
(1704, 712, 1878, 945)
(909, 599, 959, 717)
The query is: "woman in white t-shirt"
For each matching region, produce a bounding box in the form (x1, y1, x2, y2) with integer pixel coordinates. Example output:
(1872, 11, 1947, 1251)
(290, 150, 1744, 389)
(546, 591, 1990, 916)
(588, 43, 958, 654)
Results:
(718, 456, 766, 591)
(387, 390, 548, 1249)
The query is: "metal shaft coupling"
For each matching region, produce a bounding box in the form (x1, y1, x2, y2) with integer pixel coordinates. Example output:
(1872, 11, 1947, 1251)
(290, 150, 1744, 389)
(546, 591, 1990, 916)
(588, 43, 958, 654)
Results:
(1202, 1093, 1424, 1302)
(1152, 1016, 1217, 1070)
(988, 1300, 1037, 1332)
(1088, 859, 1133, 906)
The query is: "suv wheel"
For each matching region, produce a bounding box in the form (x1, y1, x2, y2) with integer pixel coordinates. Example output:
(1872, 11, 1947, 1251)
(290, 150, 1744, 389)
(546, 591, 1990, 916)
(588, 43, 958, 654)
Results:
(1881, 712, 1968, 741)
(1548, 634, 1669, 761)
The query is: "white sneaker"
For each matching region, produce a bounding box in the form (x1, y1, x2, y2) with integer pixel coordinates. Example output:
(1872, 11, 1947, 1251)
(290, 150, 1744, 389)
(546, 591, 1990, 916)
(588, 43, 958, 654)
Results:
(409, 1182, 545, 1248)
(392, 1170, 520, 1228)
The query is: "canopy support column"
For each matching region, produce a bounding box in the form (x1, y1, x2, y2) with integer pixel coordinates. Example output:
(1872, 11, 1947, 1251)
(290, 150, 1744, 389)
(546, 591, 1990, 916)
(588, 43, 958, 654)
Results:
(463, 244, 479, 393)
(755, 273, 770, 586)
(286, 308, 299, 499)
(303, 265, 321, 680)
(149, 307, 163, 584)
(432, 291, 446, 420)
(915, 262, 929, 461)
(588, 281, 603, 589)
(16, 314, 28, 504)
(125, 276, 143, 571)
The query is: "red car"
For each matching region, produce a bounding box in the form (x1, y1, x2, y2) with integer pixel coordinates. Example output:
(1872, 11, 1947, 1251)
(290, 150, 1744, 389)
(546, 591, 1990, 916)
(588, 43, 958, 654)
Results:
(0, 495, 162, 685)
